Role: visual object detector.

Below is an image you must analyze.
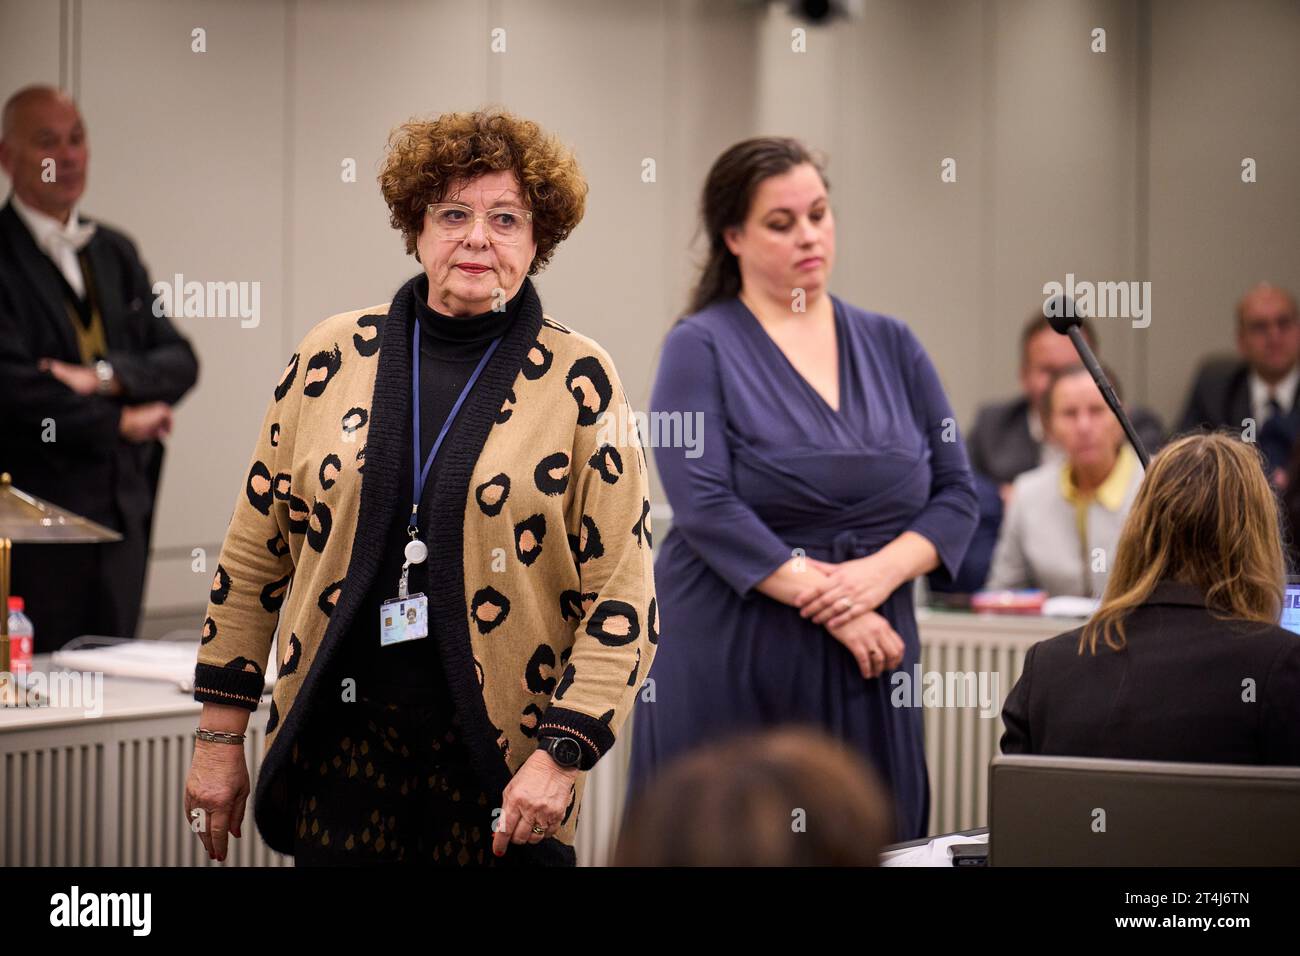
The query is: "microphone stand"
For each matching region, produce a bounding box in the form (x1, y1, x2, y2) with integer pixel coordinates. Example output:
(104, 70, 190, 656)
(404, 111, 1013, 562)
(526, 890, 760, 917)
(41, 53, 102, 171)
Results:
(1062, 326, 1150, 469)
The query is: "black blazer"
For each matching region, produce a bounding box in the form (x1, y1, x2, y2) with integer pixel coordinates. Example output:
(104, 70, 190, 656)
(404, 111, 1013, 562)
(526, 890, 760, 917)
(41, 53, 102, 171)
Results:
(1178, 356, 1300, 470)
(0, 199, 199, 533)
(967, 395, 1166, 485)
(1001, 580, 1300, 766)
(1179, 354, 1300, 434)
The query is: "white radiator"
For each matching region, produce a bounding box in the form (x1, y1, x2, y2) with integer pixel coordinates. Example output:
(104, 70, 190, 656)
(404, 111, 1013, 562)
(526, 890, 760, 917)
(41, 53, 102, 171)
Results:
(917, 613, 1046, 835)
(1, 716, 288, 867)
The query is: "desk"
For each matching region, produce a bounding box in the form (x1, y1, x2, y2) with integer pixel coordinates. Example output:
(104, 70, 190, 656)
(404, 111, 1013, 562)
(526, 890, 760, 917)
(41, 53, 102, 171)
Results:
(880, 827, 989, 866)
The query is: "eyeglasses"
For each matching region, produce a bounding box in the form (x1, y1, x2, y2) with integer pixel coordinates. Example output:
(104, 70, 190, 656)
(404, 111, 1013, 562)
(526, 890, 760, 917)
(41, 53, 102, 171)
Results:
(426, 202, 533, 243)
(1243, 314, 1297, 336)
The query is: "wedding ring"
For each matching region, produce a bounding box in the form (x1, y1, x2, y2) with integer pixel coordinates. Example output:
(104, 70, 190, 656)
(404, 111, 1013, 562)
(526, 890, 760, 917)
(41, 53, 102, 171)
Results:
(531, 824, 546, 835)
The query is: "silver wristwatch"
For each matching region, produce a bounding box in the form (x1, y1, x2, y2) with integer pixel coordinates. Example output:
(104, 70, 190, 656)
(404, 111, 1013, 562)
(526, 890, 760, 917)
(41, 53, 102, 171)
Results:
(94, 359, 115, 395)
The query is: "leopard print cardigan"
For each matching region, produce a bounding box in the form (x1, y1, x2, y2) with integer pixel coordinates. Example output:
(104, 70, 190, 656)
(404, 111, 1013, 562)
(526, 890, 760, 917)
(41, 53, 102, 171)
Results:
(193, 274, 658, 855)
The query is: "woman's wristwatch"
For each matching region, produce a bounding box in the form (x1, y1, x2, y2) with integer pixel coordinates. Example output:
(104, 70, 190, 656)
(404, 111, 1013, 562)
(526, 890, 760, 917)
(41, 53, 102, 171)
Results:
(539, 735, 581, 769)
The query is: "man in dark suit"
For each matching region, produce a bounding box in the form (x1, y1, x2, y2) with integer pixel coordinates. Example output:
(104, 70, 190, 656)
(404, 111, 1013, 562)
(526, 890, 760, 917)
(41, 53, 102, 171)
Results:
(1178, 283, 1300, 483)
(0, 85, 199, 651)
(967, 311, 1166, 490)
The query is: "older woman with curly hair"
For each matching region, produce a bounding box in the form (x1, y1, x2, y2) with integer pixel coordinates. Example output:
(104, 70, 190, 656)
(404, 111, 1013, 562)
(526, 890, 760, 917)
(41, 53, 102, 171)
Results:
(184, 109, 657, 866)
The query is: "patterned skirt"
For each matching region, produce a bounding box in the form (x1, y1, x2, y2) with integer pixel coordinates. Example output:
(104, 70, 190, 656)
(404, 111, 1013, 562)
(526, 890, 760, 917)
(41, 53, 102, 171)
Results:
(289, 685, 527, 866)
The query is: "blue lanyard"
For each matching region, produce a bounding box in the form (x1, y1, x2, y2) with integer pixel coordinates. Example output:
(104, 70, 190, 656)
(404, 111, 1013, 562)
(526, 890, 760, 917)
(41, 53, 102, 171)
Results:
(409, 316, 502, 535)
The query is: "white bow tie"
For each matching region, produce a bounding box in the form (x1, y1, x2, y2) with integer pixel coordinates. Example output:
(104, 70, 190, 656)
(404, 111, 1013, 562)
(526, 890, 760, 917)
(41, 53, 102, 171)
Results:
(41, 220, 97, 256)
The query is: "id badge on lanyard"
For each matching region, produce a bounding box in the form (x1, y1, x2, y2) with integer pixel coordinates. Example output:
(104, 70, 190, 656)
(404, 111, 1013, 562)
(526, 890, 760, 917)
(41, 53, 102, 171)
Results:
(380, 315, 502, 646)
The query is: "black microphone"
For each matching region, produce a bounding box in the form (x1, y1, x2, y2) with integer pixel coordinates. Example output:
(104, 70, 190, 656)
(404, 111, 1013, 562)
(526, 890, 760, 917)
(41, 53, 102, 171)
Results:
(1045, 295, 1151, 469)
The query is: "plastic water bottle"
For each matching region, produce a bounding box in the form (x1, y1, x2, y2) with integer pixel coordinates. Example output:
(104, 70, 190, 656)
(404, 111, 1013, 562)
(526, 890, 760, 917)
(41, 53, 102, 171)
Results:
(7, 596, 34, 675)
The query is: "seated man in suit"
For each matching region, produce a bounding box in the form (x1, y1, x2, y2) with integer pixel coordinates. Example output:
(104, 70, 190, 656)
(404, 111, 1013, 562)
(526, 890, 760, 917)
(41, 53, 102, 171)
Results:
(1179, 283, 1299, 485)
(1000, 433, 1300, 766)
(968, 309, 1165, 491)
(0, 85, 199, 651)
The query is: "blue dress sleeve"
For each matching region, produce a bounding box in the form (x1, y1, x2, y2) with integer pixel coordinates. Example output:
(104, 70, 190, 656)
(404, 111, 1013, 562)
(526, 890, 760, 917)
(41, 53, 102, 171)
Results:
(650, 321, 794, 598)
(900, 329, 980, 581)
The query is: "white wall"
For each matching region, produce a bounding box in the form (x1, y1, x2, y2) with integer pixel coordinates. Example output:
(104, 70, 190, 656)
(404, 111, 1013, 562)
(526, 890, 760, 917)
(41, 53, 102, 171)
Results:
(1145, 0, 1300, 424)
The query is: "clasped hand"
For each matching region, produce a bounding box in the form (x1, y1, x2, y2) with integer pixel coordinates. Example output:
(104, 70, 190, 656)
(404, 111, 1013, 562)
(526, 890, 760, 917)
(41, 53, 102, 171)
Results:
(794, 555, 905, 679)
(794, 554, 897, 626)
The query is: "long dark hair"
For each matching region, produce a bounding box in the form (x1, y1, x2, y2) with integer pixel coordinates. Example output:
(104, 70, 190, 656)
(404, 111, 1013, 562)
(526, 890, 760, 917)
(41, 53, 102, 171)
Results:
(684, 137, 828, 317)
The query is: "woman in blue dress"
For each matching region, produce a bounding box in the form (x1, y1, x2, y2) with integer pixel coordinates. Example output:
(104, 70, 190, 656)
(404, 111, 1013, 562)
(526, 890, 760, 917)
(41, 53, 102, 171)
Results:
(627, 138, 978, 840)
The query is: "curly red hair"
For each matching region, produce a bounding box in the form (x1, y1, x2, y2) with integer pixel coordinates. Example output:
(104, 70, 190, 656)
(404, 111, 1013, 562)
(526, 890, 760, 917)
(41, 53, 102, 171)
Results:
(378, 108, 587, 274)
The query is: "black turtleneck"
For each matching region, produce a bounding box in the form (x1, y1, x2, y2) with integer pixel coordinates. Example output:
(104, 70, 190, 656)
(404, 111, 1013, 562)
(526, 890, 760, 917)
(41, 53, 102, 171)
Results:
(412, 272, 525, 460)
(340, 274, 528, 697)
